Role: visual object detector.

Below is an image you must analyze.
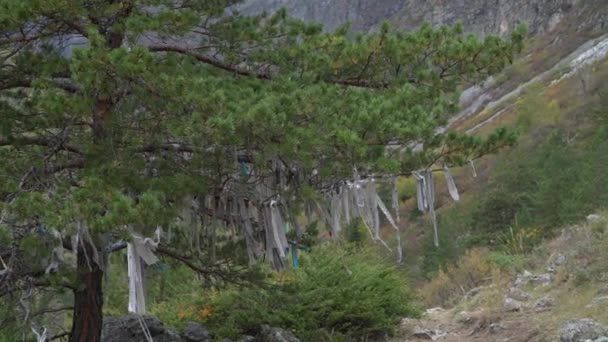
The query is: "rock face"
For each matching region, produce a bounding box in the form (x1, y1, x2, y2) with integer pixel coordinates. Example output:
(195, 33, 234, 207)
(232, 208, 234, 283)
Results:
(239, 0, 606, 36)
(559, 319, 607, 342)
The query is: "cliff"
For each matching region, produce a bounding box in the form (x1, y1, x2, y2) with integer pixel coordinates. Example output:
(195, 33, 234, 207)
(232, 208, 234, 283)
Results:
(238, 0, 607, 36)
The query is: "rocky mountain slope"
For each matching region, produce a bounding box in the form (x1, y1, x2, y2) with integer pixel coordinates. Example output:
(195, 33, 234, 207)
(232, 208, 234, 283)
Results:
(395, 214, 608, 342)
(233, 3, 608, 342)
(238, 0, 608, 137)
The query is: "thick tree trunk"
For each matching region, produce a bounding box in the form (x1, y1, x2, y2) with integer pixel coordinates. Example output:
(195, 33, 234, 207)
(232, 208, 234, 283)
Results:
(70, 240, 104, 342)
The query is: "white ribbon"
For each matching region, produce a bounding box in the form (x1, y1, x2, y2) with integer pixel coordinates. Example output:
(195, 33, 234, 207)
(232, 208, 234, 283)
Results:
(128, 227, 161, 314)
(270, 200, 286, 259)
(377, 193, 402, 261)
(443, 164, 460, 201)
(31, 326, 47, 342)
(470, 159, 478, 178)
(45, 230, 64, 274)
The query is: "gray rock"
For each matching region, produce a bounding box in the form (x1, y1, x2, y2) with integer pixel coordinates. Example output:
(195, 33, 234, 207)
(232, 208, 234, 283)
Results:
(514, 270, 533, 287)
(586, 296, 608, 308)
(531, 273, 552, 287)
(559, 319, 607, 342)
(182, 322, 212, 342)
(533, 296, 555, 312)
(182, 322, 211, 342)
(255, 325, 300, 342)
(490, 323, 506, 334)
(102, 315, 182, 342)
(425, 307, 445, 315)
(593, 337, 608, 342)
(240, 336, 255, 342)
(553, 254, 567, 266)
(587, 214, 601, 223)
(503, 297, 524, 312)
(507, 287, 532, 302)
(411, 327, 447, 341)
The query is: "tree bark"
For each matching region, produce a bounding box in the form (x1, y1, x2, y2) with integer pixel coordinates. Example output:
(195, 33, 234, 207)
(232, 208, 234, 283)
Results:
(70, 240, 104, 342)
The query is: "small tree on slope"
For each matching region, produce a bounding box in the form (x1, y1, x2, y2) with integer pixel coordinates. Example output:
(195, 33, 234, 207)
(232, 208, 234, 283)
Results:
(0, 1, 524, 340)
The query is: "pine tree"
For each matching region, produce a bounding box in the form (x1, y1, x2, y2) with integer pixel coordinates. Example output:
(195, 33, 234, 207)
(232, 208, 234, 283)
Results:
(0, 1, 525, 340)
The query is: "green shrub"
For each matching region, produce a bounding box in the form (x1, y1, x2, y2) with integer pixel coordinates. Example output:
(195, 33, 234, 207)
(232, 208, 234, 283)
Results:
(487, 251, 524, 271)
(202, 245, 420, 341)
(345, 218, 366, 244)
(420, 201, 472, 278)
(470, 120, 608, 243)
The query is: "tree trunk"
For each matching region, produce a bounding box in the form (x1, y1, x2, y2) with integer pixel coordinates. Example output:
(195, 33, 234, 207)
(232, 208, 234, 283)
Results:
(70, 240, 104, 342)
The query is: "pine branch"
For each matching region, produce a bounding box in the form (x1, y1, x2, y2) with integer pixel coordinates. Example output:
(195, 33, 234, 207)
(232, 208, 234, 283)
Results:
(147, 45, 397, 88)
(148, 45, 272, 80)
(0, 136, 82, 154)
(0, 77, 79, 93)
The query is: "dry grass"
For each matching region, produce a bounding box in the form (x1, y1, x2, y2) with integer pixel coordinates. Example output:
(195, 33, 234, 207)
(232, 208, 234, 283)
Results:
(419, 248, 501, 307)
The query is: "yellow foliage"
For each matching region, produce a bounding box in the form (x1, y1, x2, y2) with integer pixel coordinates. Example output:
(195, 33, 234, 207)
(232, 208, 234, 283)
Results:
(396, 176, 416, 201)
(197, 305, 214, 320)
(176, 305, 196, 320)
(419, 248, 497, 307)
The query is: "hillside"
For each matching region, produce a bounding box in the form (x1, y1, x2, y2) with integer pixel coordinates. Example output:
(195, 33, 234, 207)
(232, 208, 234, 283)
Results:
(3, 1, 608, 342)
(237, 2, 608, 341)
(396, 213, 608, 342)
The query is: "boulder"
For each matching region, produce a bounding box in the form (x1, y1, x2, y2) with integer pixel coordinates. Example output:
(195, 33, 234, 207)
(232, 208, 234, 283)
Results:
(514, 270, 533, 287)
(182, 322, 212, 342)
(559, 319, 607, 342)
(587, 214, 602, 223)
(102, 315, 182, 342)
(533, 296, 555, 312)
(586, 296, 608, 308)
(255, 325, 300, 342)
(507, 287, 531, 302)
(553, 254, 567, 266)
(530, 273, 552, 287)
(489, 323, 506, 334)
(503, 297, 524, 312)
(411, 327, 447, 341)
